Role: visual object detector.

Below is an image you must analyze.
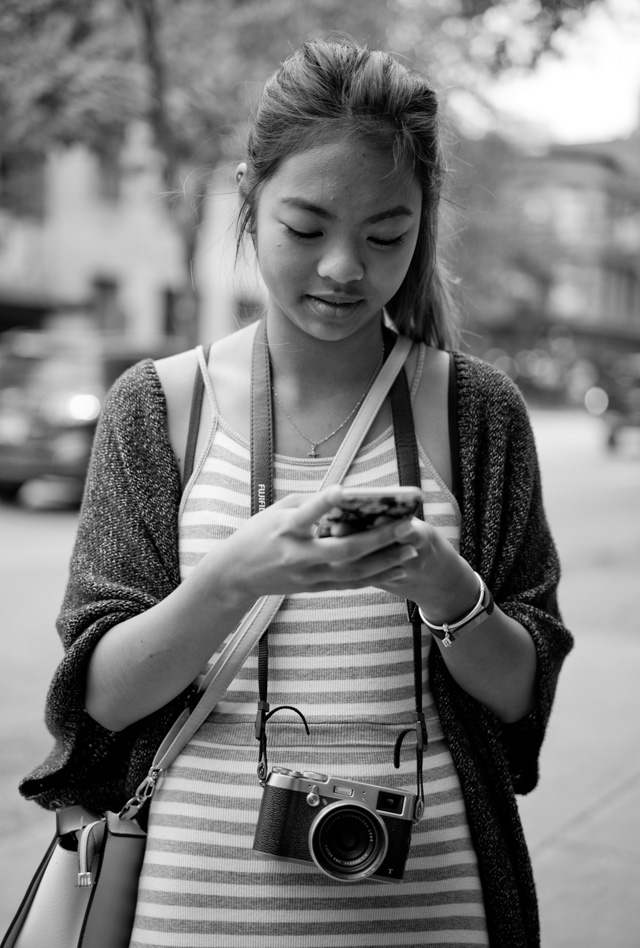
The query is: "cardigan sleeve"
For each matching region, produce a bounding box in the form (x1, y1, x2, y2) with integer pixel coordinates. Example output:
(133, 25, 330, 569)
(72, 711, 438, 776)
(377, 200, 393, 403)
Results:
(20, 360, 188, 814)
(453, 353, 573, 794)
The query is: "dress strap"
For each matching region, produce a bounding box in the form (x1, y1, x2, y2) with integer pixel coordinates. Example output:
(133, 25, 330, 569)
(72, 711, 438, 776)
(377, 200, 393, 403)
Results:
(181, 344, 219, 493)
(407, 343, 461, 505)
(447, 351, 462, 503)
(196, 344, 218, 412)
(409, 343, 426, 401)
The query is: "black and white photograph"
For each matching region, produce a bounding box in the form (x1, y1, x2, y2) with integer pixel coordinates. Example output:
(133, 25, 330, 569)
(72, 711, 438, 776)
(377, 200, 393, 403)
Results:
(1, 1, 639, 946)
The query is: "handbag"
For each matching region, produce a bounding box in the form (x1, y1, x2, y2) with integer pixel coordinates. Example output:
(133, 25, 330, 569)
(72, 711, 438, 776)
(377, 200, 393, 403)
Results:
(1, 807, 146, 948)
(2, 323, 413, 948)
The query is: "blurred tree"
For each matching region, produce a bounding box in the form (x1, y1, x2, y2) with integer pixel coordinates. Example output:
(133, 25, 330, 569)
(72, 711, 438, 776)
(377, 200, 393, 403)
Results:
(388, 0, 603, 83)
(451, 135, 546, 326)
(0, 0, 604, 337)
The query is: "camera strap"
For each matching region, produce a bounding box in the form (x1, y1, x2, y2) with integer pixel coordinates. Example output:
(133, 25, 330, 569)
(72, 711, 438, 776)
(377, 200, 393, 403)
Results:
(250, 318, 427, 819)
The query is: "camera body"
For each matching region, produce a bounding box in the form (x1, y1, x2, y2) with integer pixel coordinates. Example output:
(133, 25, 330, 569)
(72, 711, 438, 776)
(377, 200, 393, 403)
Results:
(253, 766, 417, 883)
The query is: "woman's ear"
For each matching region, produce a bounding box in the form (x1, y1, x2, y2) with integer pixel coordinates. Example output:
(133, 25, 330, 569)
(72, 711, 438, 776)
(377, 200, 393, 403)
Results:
(235, 162, 256, 246)
(235, 162, 248, 196)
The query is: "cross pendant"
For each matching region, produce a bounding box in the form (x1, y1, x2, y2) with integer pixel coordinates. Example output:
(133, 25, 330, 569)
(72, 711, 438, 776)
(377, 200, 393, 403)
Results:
(308, 445, 319, 458)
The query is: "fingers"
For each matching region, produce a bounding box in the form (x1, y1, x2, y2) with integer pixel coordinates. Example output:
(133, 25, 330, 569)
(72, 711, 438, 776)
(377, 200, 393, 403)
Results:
(271, 489, 424, 549)
(278, 486, 343, 525)
(317, 517, 422, 565)
(303, 541, 418, 592)
(241, 490, 428, 597)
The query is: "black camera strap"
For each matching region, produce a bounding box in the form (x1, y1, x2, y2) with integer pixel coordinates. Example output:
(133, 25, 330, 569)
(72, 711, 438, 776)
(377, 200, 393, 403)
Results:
(250, 318, 427, 818)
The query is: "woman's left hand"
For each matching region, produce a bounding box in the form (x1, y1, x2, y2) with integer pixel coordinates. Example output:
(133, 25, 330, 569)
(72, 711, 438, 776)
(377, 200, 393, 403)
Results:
(368, 517, 480, 623)
(328, 513, 538, 723)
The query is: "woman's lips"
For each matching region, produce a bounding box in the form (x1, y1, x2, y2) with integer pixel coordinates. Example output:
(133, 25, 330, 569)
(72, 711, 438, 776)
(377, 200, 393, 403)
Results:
(306, 295, 363, 316)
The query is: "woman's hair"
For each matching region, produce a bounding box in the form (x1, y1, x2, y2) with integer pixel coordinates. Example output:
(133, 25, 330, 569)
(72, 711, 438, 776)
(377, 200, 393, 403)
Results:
(237, 37, 459, 349)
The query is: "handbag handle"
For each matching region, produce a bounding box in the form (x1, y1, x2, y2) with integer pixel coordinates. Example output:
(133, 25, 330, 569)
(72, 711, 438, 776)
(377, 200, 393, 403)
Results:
(119, 326, 414, 818)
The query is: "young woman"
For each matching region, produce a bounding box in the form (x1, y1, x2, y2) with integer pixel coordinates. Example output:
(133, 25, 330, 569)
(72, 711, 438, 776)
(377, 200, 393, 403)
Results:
(22, 38, 573, 948)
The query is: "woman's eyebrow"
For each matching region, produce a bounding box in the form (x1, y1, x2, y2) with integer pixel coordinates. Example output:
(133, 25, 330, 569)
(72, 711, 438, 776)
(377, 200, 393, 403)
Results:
(280, 198, 414, 224)
(365, 206, 415, 224)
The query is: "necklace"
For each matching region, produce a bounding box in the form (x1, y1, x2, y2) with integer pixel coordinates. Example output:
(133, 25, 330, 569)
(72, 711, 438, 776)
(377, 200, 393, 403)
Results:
(272, 351, 385, 458)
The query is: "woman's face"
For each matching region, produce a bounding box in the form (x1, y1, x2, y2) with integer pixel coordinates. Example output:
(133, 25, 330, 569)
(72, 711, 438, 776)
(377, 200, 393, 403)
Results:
(246, 139, 422, 343)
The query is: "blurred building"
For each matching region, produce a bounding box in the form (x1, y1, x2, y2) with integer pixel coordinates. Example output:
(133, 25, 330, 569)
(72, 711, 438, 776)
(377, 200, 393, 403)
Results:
(0, 124, 265, 348)
(0, 123, 192, 344)
(507, 136, 640, 341)
(2, 113, 638, 368)
(193, 163, 265, 344)
(458, 123, 640, 404)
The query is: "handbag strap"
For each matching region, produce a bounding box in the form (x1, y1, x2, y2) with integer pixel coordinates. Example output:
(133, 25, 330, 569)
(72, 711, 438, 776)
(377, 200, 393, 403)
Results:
(119, 320, 413, 819)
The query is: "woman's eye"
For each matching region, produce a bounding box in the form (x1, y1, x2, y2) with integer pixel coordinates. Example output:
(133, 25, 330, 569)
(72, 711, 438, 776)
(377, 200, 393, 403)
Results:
(283, 224, 405, 247)
(370, 234, 406, 247)
(284, 225, 321, 241)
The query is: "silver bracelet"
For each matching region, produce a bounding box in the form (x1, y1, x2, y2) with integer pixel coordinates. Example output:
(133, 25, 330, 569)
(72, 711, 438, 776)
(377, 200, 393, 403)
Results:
(418, 572, 494, 648)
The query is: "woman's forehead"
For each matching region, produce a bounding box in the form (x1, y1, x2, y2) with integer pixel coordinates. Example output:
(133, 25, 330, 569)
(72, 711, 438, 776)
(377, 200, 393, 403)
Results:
(262, 140, 421, 218)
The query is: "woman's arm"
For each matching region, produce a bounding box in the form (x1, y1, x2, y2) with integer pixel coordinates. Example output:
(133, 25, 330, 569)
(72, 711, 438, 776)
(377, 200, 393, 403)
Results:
(63, 353, 423, 732)
(86, 487, 430, 731)
(84, 550, 254, 731)
(375, 354, 569, 726)
(24, 361, 425, 806)
(378, 524, 538, 723)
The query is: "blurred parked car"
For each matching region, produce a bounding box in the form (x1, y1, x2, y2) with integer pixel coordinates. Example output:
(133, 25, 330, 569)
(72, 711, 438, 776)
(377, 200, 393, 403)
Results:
(0, 330, 184, 498)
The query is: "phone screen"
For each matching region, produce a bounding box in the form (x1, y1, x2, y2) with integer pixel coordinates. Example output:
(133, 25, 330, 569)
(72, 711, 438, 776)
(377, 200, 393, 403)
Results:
(317, 487, 423, 536)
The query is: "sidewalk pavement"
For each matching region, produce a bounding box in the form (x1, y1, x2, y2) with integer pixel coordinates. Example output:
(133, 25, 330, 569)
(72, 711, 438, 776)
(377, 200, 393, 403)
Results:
(518, 625, 640, 948)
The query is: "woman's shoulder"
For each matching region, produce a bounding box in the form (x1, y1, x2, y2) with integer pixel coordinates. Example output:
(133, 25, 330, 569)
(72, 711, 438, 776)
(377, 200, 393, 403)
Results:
(449, 351, 539, 471)
(153, 324, 256, 476)
(153, 324, 256, 402)
(103, 355, 168, 430)
(93, 358, 178, 487)
(451, 350, 530, 419)
(152, 348, 199, 446)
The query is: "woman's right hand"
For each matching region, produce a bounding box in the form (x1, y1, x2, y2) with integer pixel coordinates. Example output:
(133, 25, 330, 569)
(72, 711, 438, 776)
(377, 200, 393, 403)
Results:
(205, 485, 419, 605)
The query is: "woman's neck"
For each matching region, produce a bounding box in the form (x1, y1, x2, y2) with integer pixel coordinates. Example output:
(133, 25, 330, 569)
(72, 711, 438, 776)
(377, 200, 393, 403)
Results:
(265, 314, 385, 403)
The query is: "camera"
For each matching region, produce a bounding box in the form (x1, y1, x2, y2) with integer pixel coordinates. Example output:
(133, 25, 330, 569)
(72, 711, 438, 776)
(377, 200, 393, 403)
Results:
(253, 766, 417, 883)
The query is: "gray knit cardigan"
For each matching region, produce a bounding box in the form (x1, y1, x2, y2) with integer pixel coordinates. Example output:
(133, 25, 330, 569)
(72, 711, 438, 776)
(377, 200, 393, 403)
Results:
(21, 350, 573, 948)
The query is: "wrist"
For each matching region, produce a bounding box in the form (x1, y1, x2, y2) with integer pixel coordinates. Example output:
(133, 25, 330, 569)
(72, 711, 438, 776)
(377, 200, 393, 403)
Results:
(415, 565, 479, 626)
(191, 552, 256, 617)
(418, 572, 495, 648)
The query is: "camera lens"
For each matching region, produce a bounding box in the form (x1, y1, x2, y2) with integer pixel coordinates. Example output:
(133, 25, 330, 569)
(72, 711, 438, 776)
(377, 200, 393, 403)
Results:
(309, 802, 388, 882)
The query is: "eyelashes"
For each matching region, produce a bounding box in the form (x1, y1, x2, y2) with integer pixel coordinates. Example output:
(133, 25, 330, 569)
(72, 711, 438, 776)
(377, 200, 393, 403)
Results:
(284, 225, 320, 241)
(371, 235, 406, 247)
(283, 225, 405, 248)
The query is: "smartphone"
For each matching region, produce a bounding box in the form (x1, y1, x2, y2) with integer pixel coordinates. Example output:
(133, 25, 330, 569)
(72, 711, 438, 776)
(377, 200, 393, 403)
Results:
(317, 486, 424, 536)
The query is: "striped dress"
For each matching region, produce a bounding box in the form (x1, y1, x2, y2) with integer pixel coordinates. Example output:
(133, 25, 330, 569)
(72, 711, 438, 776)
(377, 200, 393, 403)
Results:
(129, 346, 489, 947)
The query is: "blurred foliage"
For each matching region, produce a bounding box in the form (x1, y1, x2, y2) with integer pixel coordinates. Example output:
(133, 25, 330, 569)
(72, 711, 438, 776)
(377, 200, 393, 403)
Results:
(449, 133, 561, 331)
(0, 0, 603, 183)
(0, 0, 603, 330)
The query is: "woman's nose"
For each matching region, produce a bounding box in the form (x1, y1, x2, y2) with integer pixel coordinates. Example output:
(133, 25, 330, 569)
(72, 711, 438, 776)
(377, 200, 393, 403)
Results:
(317, 242, 364, 284)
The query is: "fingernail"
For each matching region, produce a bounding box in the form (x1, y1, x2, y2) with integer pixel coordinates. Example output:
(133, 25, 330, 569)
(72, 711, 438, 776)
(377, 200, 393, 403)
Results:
(399, 546, 418, 562)
(394, 521, 414, 539)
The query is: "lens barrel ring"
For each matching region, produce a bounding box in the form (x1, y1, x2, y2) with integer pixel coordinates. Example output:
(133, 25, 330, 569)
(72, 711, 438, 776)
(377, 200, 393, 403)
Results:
(308, 800, 389, 882)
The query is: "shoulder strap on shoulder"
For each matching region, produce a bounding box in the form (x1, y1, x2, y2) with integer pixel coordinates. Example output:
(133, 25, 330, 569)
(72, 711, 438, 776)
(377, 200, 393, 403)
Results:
(448, 351, 462, 502)
(183, 344, 211, 486)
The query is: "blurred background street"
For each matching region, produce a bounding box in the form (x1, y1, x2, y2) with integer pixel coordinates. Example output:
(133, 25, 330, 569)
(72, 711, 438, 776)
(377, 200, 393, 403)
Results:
(2, 0, 640, 944)
(1, 405, 639, 946)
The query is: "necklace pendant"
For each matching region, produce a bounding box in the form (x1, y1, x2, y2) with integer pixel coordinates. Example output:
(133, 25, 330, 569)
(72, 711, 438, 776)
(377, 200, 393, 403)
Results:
(308, 445, 319, 459)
